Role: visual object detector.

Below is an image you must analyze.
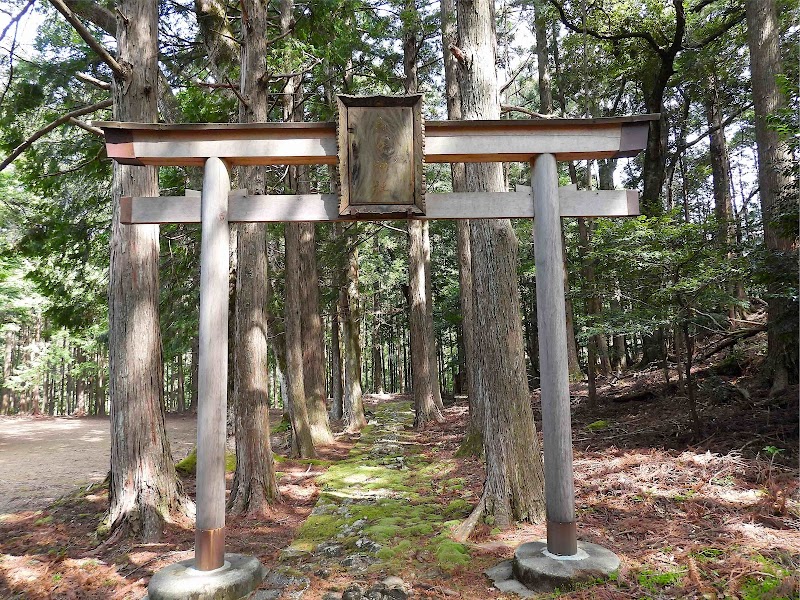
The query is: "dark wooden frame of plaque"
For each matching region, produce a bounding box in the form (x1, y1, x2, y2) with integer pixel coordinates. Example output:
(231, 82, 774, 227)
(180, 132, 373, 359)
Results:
(337, 94, 425, 218)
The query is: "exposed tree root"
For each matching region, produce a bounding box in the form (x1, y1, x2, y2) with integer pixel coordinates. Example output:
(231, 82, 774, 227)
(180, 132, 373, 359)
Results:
(452, 496, 485, 543)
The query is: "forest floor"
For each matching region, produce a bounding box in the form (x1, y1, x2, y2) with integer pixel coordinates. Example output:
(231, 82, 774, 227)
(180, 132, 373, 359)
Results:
(0, 339, 797, 599)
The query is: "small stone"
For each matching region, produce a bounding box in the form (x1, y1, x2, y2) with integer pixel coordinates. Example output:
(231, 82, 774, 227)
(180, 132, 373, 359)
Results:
(342, 583, 364, 600)
(251, 592, 281, 600)
(317, 542, 344, 557)
(355, 538, 382, 553)
(381, 576, 409, 600)
(316, 568, 332, 579)
(381, 576, 405, 589)
(322, 594, 340, 600)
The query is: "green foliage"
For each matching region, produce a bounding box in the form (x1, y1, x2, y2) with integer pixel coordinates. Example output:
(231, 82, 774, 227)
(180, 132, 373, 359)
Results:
(739, 555, 794, 600)
(637, 568, 684, 591)
(175, 448, 236, 475)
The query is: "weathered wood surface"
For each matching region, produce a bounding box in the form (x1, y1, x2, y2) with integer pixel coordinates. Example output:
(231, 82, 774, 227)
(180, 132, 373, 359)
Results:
(195, 157, 230, 555)
(348, 106, 415, 205)
(531, 153, 576, 554)
(337, 95, 424, 215)
(120, 189, 640, 223)
(98, 115, 658, 166)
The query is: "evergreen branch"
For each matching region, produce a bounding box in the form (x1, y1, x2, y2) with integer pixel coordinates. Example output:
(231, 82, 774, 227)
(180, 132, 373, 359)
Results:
(47, 0, 127, 80)
(691, 0, 717, 13)
(265, 24, 295, 47)
(677, 102, 753, 153)
(0, 99, 112, 172)
(547, 0, 666, 57)
(75, 72, 111, 90)
(265, 59, 323, 81)
(0, 0, 32, 109)
(0, 0, 35, 43)
(68, 117, 104, 136)
(666, 0, 686, 59)
(63, 0, 116, 35)
(500, 54, 535, 94)
(685, 11, 745, 49)
(40, 149, 104, 178)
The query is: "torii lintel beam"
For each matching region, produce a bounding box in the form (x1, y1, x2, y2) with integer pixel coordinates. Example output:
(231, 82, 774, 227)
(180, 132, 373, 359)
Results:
(120, 188, 640, 224)
(96, 114, 659, 166)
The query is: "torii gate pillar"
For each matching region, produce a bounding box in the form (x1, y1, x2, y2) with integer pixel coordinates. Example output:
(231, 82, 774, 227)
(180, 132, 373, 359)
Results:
(531, 153, 577, 556)
(195, 156, 230, 571)
(488, 154, 622, 593)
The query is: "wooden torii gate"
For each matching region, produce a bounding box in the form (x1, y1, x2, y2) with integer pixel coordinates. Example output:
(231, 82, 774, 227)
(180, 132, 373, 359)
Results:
(99, 105, 657, 582)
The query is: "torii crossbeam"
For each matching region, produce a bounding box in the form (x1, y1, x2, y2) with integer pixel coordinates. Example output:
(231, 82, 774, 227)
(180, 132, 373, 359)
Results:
(99, 109, 657, 595)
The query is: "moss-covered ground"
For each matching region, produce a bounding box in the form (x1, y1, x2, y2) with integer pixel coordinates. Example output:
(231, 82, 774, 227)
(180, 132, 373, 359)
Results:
(283, 400, 476, 580)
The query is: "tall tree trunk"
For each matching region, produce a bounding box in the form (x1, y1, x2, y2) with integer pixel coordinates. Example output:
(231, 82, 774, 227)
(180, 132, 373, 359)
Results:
(532, 0, 552, 114)
(454, 0, 546, 527)
(299, 221, 334, 444)
(285, 223, 316, 458)
(371, 296, 384, 394)
(228, 0, 281, 513)
(330, 310, 343, 420)
(190, 336, 199, 411)
(745, 0, 798, 392)
(424, 222, 445, 411)
(229, 222, 280, 512)
(74, 347, 87, 416)
(409, 220, 444, 427)
(1, 328, 14, 413)
(193, 0, 238, 83)
(107, 0, 192, 540)
(340, 229, 367, 432)
(30, 316, 42, 415)
(404, 6, 443, 427)
(443, 0, 480, 451)
(176, 353, 185, 413)
(279, 0, 317, 456)
(705, 73, 734, 245)
(704, 71, 739, 323)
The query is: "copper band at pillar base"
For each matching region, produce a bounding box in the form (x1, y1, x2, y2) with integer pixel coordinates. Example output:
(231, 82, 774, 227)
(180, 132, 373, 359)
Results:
(195, 527, 225, 571)
(546, 520, 578, 556)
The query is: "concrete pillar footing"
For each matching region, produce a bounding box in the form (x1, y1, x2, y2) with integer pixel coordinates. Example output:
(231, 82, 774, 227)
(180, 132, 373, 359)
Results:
(147, 553, 265, 600)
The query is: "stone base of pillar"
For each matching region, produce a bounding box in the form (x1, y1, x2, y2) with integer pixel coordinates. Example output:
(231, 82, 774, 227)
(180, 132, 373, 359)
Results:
(146, 553, 265, 600)
(485, 540, 620, 596)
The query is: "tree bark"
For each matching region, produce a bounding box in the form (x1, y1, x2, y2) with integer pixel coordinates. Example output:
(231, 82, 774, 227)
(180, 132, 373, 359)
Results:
(284, 223, 316, 458)
(278, 0, 318, 455)
(442, 0, 480, 450)
(705, 73, 734, 245)
(339, 228, 367, 432)
(745, 0, 798, 392)
(409, 220, 444, 427)
(107, 0, 192, 540)
(228, 0, 281, 514)
(330, 310, 343, 420)
(404, 6, 443, 427)
(229, 223, 280, 513)
(299, 221, 334, 444)
(532, 0, 552, 114)
(455, 0, 546, 526)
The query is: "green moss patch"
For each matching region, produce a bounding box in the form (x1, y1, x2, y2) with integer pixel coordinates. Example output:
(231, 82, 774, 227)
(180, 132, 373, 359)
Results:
(637, 568, 684, 591)
(175, 448, 236, 475)
(284, 400, 474, 574)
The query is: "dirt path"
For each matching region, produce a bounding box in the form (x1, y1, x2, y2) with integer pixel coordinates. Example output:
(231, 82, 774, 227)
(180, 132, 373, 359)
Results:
(0, 415, 197, 515)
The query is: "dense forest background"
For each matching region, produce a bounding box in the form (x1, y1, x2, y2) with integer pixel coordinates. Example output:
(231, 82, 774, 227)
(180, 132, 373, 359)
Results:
(0, 0, 797, 596)
(0, 0, 795, 420)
